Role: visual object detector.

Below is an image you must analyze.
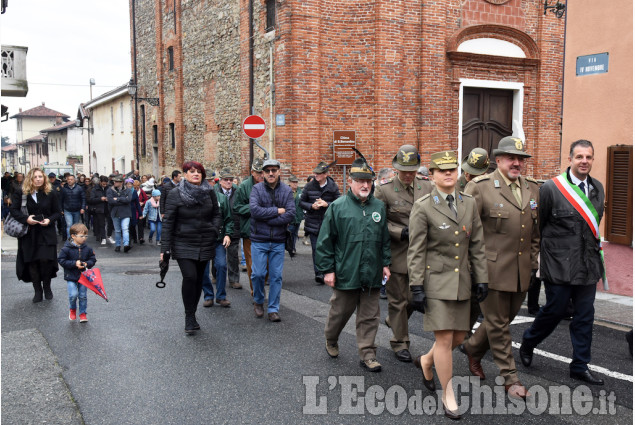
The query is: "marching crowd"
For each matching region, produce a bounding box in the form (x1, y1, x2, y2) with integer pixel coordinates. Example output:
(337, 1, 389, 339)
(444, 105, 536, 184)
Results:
(5, 136, 608, 420)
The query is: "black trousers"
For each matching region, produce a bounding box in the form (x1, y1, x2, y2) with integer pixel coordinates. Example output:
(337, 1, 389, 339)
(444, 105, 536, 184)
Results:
(137, 217, 145, 240)
(176, 258, 207, 314)
(93, 213, 106, 241)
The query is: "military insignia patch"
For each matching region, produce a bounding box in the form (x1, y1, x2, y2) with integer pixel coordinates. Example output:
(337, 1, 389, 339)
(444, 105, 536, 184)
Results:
(494, 180, 500, 188)
(439, 223, 450, 230)
(372, 212, 381, 223)
(433, 196, 440, 205)
(514, 139, 524, 150)
(530, 199, 537, 210)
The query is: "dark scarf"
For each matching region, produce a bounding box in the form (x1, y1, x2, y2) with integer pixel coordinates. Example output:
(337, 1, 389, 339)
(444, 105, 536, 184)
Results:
(177, 179, 213, 206)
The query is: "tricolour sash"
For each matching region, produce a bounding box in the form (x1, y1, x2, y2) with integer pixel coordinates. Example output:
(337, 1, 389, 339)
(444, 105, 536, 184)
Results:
(552, 173, 608, 289)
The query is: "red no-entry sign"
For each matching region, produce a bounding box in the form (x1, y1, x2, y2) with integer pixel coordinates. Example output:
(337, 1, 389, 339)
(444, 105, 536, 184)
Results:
(243, 115, 266, 139)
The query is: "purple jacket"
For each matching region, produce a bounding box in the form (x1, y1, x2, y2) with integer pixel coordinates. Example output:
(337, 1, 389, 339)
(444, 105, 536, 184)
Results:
(249, 180, 295, 243)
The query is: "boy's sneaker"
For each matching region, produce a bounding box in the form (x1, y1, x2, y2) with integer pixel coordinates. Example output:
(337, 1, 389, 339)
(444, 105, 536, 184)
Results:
(79, 313, 88, 323)
(107, 237, 116, 244)
(69, 309, 77, 321)
(101, 239, 107, 245)
(156, 240, 160, 246)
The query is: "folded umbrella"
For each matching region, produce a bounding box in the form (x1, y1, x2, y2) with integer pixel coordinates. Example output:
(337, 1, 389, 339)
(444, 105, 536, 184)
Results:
(157, 252, 170, 288)
(78, 268, 108, 302)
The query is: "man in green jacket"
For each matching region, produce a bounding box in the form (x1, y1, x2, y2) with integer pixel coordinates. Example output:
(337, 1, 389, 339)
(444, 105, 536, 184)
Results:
(232, 158, 264, 294)
(316, 158, 391, 372)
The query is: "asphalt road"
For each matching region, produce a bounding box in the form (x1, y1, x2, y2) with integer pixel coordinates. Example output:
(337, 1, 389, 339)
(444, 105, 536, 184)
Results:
(1, 240, 632, 424)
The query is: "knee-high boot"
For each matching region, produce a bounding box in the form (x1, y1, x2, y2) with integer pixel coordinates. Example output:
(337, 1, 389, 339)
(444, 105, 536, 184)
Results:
(42, 280, 53, 300)
(32, 282, 43, 303)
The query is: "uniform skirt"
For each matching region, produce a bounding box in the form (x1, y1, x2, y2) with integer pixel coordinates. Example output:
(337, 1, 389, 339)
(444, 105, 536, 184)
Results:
(423, 299, 470, 332)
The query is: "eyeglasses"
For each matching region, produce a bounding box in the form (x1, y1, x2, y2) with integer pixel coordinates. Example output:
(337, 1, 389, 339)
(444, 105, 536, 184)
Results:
(263, 168, 279, 174)
(221, 178, 233, 182)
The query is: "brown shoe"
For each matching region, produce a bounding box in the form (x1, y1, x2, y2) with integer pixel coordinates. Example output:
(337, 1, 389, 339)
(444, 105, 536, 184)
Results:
(203, 299, 214, 308)
(254, 303, 264, 318)
(268, 312, 281, 322)
(230, 282, 242, 289)
(505, 381, 530, 399)
(467, 351, 486, 380)
(217, 299, 231, 308)
(325, 342, 339, 358)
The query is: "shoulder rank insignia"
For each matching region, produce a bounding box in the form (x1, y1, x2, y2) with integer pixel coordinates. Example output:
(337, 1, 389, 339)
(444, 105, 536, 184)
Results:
(421, 194, 431, 201)
(459, 191, 472, 198)
(473, 174, 490, 183)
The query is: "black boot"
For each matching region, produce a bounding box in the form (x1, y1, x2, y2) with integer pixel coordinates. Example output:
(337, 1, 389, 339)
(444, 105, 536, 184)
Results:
(43, 281, 53, 300)
(32, 282, 43, 303)
(184, 313, 198, 335)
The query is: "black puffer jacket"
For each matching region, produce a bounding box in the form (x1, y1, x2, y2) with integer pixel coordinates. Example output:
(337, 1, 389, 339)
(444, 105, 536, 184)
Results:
(539, 168, 605, 286)
(161, 184, 223, 261)
(299, 176, 340, 235)
(87, 185, 109, 214)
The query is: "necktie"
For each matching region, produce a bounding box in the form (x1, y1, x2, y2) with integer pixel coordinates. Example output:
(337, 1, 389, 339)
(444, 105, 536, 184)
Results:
(511, 182, 522, 207)
(447, 194, 457, 219)
(578, 182, 586, 196)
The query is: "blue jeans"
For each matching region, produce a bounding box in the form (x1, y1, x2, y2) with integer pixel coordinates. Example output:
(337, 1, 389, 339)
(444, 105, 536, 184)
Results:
(111, 217, 130, 247)
(203, 243, 228, 301)
(240, 239, 246, 266)
(251, 241, 285, 313)
(523, 282, 596, 373)
(149, 219, 162, 241)
(67, 281, 87, 314)
(64, 211, 82, 238)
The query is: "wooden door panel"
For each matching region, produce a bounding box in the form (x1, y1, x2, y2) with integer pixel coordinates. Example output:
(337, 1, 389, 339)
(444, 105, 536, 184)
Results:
(462, 88, 513, 171)
(606, 145, 633, 245)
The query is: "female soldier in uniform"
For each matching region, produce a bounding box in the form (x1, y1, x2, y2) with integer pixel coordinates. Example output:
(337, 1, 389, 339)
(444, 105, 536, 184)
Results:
(407, 151, 488, 419)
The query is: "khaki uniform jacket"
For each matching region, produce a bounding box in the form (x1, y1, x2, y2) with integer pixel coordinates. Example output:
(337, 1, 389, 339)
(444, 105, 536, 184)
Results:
(407, 187, 488, 301)
(465, 169, 540, 293)
(375, 176, 432, 274)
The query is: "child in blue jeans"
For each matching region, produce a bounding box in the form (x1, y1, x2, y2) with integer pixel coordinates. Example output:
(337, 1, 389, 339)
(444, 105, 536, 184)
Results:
(142, 189, 162, 245)
(58, 223, 97, 322)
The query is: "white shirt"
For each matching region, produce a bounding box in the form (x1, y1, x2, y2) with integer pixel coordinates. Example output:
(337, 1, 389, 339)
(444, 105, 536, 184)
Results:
(569, 170, 591, 197)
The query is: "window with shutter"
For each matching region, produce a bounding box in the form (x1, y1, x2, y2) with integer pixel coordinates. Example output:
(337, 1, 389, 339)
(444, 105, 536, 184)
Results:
(606, 145, 632, 245)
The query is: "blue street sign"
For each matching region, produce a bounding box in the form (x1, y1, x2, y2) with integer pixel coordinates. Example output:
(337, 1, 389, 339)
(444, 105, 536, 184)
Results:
(576, 53, 609, 76)
(276, 114, 285, 126)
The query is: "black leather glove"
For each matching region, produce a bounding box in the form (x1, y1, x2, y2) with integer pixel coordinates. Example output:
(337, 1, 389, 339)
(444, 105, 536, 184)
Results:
(410, 286, 427, 313)
(401, 226, 409, 241)
(473, 283, 488, 303)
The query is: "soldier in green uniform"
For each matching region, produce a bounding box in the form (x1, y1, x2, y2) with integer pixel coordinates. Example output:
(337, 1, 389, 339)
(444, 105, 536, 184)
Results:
(316, 157, 391, 372)
(374, 145, 432, 363)
(408, 151, 488, 420)
(461, 136, 540, 400)
(233, 158, 264, 295)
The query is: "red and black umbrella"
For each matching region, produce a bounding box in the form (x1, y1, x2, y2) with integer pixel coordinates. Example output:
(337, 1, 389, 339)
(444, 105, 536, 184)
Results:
(78, 268, 108, 302)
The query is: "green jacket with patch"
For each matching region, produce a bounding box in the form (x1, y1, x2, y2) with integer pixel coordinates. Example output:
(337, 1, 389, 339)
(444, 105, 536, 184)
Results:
(315, 189, 391, 290)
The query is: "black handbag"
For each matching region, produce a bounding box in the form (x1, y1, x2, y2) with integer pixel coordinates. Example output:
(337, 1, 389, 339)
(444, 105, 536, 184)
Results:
(4, 194, 28, 238)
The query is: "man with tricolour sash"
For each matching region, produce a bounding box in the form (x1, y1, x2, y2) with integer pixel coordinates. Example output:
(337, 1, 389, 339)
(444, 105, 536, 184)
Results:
(519, 139, 606, 386)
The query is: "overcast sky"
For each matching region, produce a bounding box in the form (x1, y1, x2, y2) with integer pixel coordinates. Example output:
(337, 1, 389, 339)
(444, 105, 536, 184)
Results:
(1, 0, 131, 143)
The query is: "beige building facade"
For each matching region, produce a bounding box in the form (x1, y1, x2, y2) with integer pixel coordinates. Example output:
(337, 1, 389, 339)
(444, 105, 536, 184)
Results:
(82, 85, 135, 176)
(561, 0, 633, 245)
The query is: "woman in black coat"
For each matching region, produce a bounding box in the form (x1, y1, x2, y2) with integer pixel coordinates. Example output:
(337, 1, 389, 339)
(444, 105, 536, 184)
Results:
(10, 167, 60, 302)
(160, 161, 223, 334)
